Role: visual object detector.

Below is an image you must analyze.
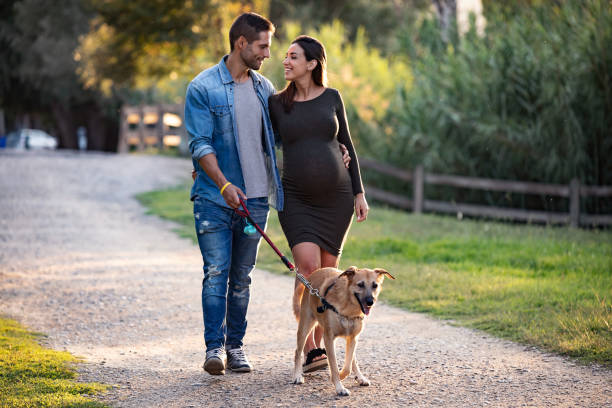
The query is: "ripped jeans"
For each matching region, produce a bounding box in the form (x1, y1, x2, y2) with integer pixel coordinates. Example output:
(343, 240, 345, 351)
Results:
(193, 196, 269, 352)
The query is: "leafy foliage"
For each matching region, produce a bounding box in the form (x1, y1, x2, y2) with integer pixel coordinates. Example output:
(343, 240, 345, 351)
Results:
(77, 1, 272, 104)
(269, 0, 431, 53)
(0, 0, 120, 149)
(0, 0, 92, 111)
(78, 0, 216, 92)
(369, 0, 612, 212)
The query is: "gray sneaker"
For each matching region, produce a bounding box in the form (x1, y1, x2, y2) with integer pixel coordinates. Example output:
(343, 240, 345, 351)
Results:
(203, 347, 226, 375)
(226, 346, 252, 373)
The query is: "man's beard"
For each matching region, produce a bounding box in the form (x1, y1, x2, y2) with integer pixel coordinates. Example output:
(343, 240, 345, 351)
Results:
(241, 49, 262, 70)
(245, 56, 262, 70)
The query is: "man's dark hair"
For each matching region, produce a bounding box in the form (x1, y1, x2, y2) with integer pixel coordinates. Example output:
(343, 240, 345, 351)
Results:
(229, 13, 275, 51)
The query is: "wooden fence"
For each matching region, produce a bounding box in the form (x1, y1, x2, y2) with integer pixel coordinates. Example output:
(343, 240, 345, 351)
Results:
(118, 104, 187, 154)
(360, 158, 612, 227)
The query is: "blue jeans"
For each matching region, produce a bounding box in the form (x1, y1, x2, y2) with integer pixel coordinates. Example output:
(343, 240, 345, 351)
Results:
(193, 196, 269, 352)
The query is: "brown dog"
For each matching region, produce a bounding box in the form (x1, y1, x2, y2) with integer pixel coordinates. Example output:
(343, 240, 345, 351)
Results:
(292, 266, 395, 396)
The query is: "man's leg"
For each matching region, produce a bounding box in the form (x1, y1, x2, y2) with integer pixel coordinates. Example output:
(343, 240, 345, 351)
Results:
(225, 197, 269, 370)
(194, 197, 233, 356)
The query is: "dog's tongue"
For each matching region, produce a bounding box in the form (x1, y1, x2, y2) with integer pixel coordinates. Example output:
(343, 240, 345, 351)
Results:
(364, 306, 371, 315)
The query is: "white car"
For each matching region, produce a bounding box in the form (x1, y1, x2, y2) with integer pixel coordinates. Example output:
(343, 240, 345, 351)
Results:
(5, 129, 58, 150)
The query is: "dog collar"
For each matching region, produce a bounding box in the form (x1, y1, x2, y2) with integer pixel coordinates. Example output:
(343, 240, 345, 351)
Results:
(316, 280, 364, 321)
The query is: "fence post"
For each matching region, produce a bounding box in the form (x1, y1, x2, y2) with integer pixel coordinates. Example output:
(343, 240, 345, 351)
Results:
(157, 105, 164, 149)
(178, 104, 188, 155)
(413, 165, 424, 213)
(569, 178, 580, 228)
(137, 105, 145, 152)
(118, 106, 128, 153)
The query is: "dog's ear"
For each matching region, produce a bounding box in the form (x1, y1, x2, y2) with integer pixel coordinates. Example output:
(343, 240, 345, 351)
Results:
(339, 266, 358, 280)
(374, 268, 395, 280)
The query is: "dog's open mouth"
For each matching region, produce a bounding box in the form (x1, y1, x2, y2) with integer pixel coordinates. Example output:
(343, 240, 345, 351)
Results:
(354, 293, 372, 315)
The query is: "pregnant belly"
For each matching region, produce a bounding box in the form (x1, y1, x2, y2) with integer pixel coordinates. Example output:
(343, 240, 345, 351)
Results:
(283, 145, 351, 196)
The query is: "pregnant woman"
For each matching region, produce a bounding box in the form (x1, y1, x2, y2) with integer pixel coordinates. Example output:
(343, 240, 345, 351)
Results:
(269, 35, 368, 373)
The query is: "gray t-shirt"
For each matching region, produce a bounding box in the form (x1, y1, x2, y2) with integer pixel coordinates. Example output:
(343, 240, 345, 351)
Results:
(234, 76, 268, 198)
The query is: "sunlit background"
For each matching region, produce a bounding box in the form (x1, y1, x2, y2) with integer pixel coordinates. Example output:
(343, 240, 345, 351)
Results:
(1, 0, 610, 215)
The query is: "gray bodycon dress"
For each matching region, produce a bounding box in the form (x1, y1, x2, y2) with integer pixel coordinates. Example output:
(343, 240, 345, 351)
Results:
(268, 88, 364, 256)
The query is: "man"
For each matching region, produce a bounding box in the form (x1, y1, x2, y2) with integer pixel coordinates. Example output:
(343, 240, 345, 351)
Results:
(185, 12, 280, 375)
(185, 12, 349, 376)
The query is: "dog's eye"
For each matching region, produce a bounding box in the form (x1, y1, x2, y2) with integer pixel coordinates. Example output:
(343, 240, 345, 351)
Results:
(357, 282, 365, 288)
(372, 282, 378, 289)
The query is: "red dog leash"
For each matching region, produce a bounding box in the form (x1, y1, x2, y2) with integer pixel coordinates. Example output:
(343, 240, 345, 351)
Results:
(234, 197, 355, 317)
(235, 197, 295, 271)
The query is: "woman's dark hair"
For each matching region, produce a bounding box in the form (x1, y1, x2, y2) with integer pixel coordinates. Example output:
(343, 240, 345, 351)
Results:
(229, 12, 275, 51)
(279, 35, 327, 113)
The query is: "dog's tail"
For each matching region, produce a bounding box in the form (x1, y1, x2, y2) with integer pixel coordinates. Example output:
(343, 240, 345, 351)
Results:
(293, 277, 304, 319)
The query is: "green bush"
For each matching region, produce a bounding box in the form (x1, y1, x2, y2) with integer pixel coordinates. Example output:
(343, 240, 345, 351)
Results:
(372, 0, 612, 213)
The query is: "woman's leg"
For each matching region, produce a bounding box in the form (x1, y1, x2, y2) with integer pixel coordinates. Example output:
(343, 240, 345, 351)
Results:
(313, 248, 340, 349)
(291, 242, 321, 357)
(292, 243, 341, 356)
(320, 248, 340, 268)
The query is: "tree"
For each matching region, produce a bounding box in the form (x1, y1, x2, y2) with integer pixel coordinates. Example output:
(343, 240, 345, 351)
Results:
(1, 0, 222, 150)
(79, 0, 218, 92)
(0, 0, 119, 150)
(268, 0, 431, 54)
(432, 0, 457, 43)
(381, 0, 612, 214)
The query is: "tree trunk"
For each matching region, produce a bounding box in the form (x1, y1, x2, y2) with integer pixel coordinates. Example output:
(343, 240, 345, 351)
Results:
(0, 109, 5, 135)
(85, 105, 106, 151)
(81, 103, 119, 152)
(51, 103, 77, 149)
(432, 0, 457, 43)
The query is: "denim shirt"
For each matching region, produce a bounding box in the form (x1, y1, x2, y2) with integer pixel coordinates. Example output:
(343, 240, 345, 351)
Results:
(185, 56, 284, 210)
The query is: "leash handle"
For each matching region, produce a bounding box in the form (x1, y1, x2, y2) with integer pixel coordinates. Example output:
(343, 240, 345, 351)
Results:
(235, 197, 295, 270)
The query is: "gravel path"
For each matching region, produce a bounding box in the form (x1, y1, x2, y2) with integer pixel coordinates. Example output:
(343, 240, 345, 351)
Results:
(0, 150, 610, 407)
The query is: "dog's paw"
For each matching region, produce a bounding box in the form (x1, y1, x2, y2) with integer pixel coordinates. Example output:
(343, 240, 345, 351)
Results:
(292, 375, 304, 385)
(339, 369, 351, 380)
(355, 376, 370, 386)
(335, 385, 350, 396)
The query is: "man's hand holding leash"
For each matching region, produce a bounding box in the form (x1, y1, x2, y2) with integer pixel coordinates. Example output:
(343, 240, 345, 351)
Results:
(220, 181, 247, 209)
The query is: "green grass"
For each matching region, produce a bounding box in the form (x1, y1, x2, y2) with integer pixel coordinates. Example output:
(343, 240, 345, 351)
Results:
(136, 185, 612, 366)
(0, 316, 108, 407)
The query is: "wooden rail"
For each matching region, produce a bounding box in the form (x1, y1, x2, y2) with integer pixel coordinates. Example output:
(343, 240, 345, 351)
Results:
(358, 158, 612, 227)
(118, 104, 186, 153)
